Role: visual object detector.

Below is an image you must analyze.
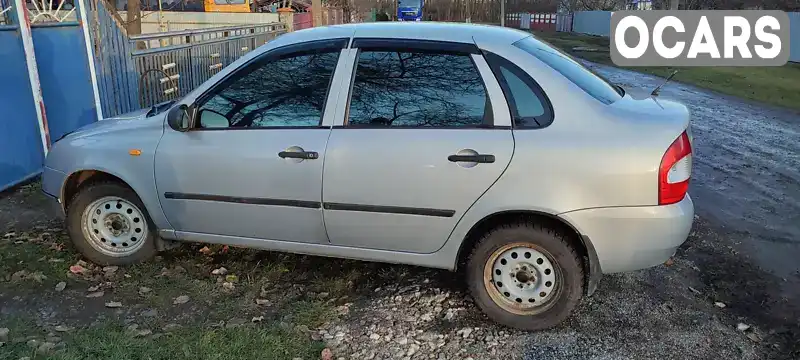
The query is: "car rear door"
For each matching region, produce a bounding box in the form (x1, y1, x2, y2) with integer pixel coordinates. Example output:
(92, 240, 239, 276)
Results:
(321, 39, 514, 253)
(154, 39, 349, 244)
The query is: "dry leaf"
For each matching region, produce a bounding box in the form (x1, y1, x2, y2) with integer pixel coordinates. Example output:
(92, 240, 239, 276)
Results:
(69, 265, 86, 275)
(255, 298, 272, 306)
(199, 246, 213, 255)
(86, 291, 105, 298)
(251, 316, 264, 323)
(321, 348, 333, 360)
(212, 267, 228, 276)
(55, 282, 66, 292)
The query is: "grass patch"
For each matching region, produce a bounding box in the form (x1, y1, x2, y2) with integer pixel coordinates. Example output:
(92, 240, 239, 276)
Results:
(532, 31, 800, 111)
(0, 236, 77, 286)
(1, 324, 325, 360)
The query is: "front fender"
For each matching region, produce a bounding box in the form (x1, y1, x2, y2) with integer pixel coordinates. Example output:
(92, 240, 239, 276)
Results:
(44, 119, 170, 230)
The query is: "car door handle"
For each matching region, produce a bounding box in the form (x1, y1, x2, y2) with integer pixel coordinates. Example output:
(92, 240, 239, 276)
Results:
(279, 151, 319, 160)
(448, 154, 495, 163)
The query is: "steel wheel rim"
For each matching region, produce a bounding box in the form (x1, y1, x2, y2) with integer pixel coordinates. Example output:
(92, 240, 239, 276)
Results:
(483, 242, 562, 315)
(81, 196, 148, 257)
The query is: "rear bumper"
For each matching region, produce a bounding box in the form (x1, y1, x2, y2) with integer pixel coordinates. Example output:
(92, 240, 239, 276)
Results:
(559, 194, 694, 274)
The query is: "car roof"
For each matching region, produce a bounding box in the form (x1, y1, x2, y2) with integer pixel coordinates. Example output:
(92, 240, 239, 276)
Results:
(269, 22, 532, 48)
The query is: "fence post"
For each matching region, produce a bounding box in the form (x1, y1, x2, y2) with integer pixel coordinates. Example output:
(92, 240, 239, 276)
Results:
(77, 0, 103, 120)
(13, 0, 50, 155)
(278, 7, 294, 32)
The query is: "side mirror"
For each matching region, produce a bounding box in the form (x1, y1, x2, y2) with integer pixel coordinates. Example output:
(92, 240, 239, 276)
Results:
(167, 104, 193, 132)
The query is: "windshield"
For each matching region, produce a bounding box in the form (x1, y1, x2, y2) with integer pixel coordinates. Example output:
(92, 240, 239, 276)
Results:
(513, 36, 623, 105)
(398, 0, 421, 8)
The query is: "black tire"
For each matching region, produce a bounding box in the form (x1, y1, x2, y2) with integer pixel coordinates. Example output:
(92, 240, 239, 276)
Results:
(466, 222, 584, 330)
(66, 182, 157, 266)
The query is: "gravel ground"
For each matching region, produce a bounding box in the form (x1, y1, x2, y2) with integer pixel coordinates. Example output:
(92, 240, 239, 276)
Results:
(1, 64, 798, 360)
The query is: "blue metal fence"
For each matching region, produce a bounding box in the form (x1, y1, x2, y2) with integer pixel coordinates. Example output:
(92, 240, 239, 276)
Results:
(789, 12, 800, 63)
(571, 11, 612, 37)
(0, 0, 98, 192)
(0, 25, 44, 190)
(32, 23, 98, 141)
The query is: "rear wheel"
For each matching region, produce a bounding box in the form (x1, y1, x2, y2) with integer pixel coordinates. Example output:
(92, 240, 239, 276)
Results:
(466, 222, 583, 330)
(66, 182, 157, 265)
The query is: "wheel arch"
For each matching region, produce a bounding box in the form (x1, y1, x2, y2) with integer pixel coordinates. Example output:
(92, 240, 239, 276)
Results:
(455, 210, 602, 296)
(61, 169, 133, 212)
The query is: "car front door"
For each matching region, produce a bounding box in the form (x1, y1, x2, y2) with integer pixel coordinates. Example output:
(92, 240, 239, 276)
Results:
(155, 39, 348, 244)
(321, 39, 515, 253)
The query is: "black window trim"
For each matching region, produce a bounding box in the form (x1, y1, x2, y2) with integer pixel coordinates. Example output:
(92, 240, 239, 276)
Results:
(340, 38, 505, 130)
(186, 37, 350, 131)
(482, 51, 555, 130)
(349, 38, 481, 54)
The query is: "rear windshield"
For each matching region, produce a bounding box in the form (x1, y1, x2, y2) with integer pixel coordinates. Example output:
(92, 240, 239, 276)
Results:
(513, 36, 623, 105)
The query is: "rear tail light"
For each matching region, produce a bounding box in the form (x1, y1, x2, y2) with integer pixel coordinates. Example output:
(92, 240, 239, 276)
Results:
(659, 131, 692, 205)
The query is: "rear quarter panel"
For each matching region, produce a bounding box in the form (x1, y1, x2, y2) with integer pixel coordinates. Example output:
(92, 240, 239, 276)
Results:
(439, 39, 690, 268)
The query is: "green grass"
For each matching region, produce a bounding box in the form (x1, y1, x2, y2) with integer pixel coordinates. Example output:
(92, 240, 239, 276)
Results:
(0, 235, 78, 286)
(0, 239, 340, 360)
(0, 324, 325, 360)
(532, 31, 800, 111)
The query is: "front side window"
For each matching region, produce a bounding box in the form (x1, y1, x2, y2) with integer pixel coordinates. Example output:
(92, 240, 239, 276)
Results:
(197, 50, 339, 129)
(347, 50, 491, 128)
(514, 36, 623, 105)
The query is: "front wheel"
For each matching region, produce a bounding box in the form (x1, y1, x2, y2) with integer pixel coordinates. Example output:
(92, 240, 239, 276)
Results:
(66, 182, 157, 266)
(466, 222, 584, 330)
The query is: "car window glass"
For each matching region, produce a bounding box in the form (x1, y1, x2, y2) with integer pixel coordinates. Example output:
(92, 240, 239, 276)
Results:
(347, 50, 489, 127)
(199, 109, 229, 128)
(197, 51, 339, 129)
(498, 66, 545, 126)
(514, 36, 622, 105)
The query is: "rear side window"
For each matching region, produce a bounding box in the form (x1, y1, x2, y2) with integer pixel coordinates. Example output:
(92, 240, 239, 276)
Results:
(347, 50, 491, 128)
(514, 36, 622, 105)
(485, 52, 552, 128)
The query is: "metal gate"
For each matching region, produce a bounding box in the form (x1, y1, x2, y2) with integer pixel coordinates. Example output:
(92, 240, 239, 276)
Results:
(0, 0, 98, 191)
(86, 0, 286, 118)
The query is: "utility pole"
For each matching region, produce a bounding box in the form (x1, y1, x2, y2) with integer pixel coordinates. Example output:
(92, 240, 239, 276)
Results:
(312, 0, 321, 26)
(127, 0, 142, 36)
(500, 0, 504, 26)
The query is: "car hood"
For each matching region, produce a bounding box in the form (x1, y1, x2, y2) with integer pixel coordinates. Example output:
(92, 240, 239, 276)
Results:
(59, 108, 159, 142)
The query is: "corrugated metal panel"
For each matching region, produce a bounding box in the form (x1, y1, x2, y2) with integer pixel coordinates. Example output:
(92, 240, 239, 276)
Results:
(572, 11, 612, 37)
(31, 24, 97, 141)
(88, 0, 139, 118)
(0, 26, 45, 191)
(789, 12, 800, 63)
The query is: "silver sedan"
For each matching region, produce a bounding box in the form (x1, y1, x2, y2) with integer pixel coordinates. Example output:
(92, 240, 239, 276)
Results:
(41, 22, 694, 330)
